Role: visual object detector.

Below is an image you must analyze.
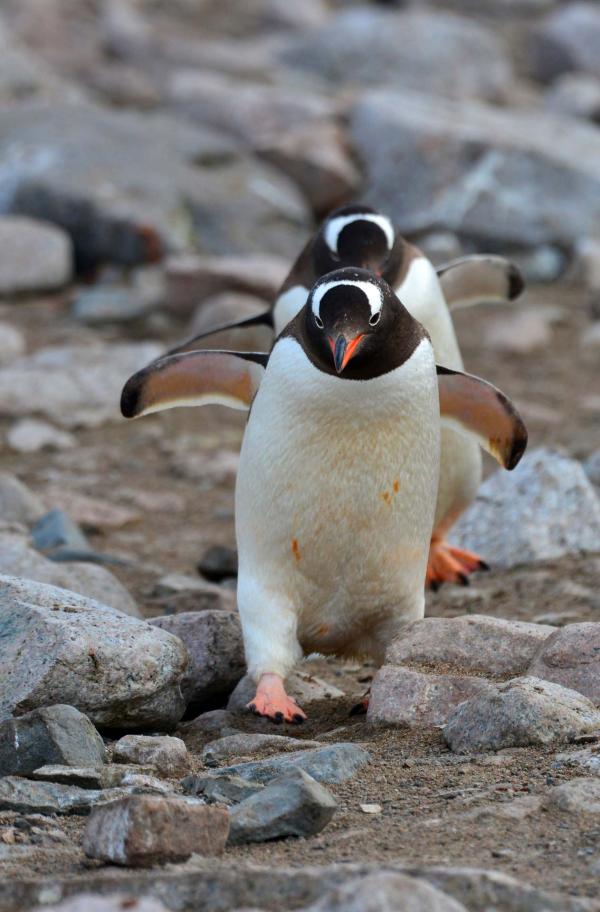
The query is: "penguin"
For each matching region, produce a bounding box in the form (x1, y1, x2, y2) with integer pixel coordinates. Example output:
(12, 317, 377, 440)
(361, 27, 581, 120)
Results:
(121, 268, 527, 722)
(156, 206, 526, 589)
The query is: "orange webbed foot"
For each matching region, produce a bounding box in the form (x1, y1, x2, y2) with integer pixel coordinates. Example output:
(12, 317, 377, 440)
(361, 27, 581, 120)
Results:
(247, 673, 306, 724)
(426, 539, 489, 590)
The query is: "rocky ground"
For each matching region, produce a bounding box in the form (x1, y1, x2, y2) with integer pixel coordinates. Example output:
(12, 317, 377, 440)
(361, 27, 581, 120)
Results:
(0, 1, 600, 911)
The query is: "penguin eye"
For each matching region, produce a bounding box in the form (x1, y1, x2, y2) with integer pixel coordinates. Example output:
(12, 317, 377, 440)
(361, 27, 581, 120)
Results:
(369, 312, 381, 327)
(314, 314, 324, 329)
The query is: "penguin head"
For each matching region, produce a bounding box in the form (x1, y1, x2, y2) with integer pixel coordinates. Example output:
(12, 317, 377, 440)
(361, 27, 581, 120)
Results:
(301, 267, 424, 379)
(313, 205, 395, 276)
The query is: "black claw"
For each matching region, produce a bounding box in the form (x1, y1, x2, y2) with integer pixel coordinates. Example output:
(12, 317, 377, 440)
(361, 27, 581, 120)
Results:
(248, 703, 257, 714)
(458, 573, 470, 587)
(273, 711, 284, 724)
(478, 559, 490, 571)
(430, 580, 440, 592)
(292, 713, 305, 724)
(350, 702, 368, 717)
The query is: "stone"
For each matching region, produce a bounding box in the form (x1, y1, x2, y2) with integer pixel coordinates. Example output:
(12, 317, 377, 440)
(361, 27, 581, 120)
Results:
(545, 777, 600, 815)
(386, 615, 554, 677)
(36, 894, 170, 912)
(351, 90, 600, 249)
(527, 623, 600, 705)
(0, 102, 309, 266)
(182, 773, 264, 806)
(0, 340, 162, 428)
(483, 307, 560, 354)
(529, 3, 600, 83)
(119, 773, 173, 796)
(555, 746, 600, 776)
(112, 735, 190, 777)
(197, 544, 239, 581)
(150, 610, 245, 710)
(82, 795, 229, 867)
(581, 322, 600, 350)
(186, 292, 272, 353)
(0, 322, 25, 364)
(444, 676, 600, 753)
(302, 872, 467, 912)
(168, 0, 327, 38)
(0, 473, 44, 524)
(0, 705, 105, 777)
(177, 710, 240, 750)
(0, 217, 72, 295)
(203, 733, 321, 766)
(0, 529, 140, 617)
(282, 9, 512, 103)
(451, 449, 600, 569)
(206, 742, 370, 785)
(545, 73, 600, 122)
(71, 287, 155, 325)
(31, 508, 89, 556)
(30, 765, 152, 790)
(368, 666, 496, 728)
(584, 449, 600, 486)
(6, 419, 75, 453)
(165, 254, 287, 316)
(0, 574, 187, 729)
(228, 671, 345, 712)
(0, 777, 128, 815)
(41, 488, 140, 532)
(228, 768, 336, 845)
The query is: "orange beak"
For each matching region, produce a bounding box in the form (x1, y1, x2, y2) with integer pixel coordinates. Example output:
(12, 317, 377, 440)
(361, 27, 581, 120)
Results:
(328, 333, 365, 373)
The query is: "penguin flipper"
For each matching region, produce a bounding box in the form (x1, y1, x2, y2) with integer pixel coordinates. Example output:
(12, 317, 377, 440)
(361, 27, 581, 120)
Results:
(164, 310, 274, 358)
(437, 255, 524, 312)
(121, 350, 268, 419)
(437, 366, 527, 470)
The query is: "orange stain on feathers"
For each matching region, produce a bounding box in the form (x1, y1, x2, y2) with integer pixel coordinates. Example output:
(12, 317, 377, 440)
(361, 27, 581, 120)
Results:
(291, 538, 301, 562)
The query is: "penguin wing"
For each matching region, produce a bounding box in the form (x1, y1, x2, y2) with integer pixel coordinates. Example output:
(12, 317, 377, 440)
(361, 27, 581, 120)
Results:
(121, 350, 268, 419)
(162, 310, 273, 359)
(437, 366, 528, 470)
(437, 255, 524, 311)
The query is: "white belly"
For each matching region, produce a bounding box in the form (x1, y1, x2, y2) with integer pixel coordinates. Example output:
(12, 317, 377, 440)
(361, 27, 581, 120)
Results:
(235, 338, 440, 675)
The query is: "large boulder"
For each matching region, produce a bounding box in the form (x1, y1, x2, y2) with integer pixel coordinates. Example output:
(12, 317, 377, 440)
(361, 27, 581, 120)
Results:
(0, 575, 187, 729)
(451, 449, 600, 569)
(281, 9, 512, 102)
(528, 623, 600, 705)
(350, 90, 600, 248)
(529, 3, 600, 84)
(0, 217, 72, 295)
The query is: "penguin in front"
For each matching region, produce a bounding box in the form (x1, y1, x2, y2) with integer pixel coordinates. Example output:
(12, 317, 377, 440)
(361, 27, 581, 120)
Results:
(121, 269, 527, 722)
(157, 206, 525, 590)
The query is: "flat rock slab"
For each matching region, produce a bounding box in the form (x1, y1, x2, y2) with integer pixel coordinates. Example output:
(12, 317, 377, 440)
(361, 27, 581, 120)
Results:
(0, 777, 130, 815)
(228, 768, 336, 845)
(368, 666, 495, 727)
(206, 742, 370, 785)
(451, 449, 600, 569)
(302, 871, 467, 912)
(83, 795, 229, 867)
(0, 704, 106, 777)
(528, 622, 600, 705)
(182, 773, 264, 806)
(0, 216, 72, 295)
(545, 777, 600, 816)
(444, 676, 600, 753)
(202, 732, 321, 766)
(112, 735, 190, 777)
(386, 615, 554, 678)
(30, 764, 155, 790)
(0, 574, 187, 729)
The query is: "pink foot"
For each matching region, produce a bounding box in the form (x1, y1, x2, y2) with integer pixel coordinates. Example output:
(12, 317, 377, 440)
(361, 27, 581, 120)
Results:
(247, 673, 307, 724)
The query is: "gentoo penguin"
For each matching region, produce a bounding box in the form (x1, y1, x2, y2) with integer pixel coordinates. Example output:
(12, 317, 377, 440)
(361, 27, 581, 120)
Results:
(121, 269, 527, 722)
(158, 206, 525, 589)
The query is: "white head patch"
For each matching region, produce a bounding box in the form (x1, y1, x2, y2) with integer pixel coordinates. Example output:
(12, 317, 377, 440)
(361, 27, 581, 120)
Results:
(324, 212, 394, 255)
(311, 280, 383, 320)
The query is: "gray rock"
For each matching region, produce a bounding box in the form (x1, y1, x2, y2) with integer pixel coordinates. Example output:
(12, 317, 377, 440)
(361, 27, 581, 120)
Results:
(0, 528, 140, 617)
(451, 449, 600, 568)
(71, 286, 155, 324)
(0, 322, 25, 365)
(30, 764, 153, 790)
(150, 610, 245, 710)
(178, 709, 240, 747)
(351, 90, 600, 248)
(0, 340, 162, 428)
(182, 772, 264, 805)
(6, 419, 75, 453)
(386, 615, 554, 677)
(303, 872, 467, 912)
(35, 894, 170, 912)
(82, 795, 229, 866)
(368, 666, 496, 728)
(203, 732, 321, 766)
(228, 768, 336, 845)
(584, 449, 600, 486)
(282, 9, 512, 103)
(529, 3, 600, 83)
(0, 472, 44, 524)
(166, 254, 286, 316)
(186, 292, 272, 354)
(0, 574, 187, 729)
(444, 676, 600, 753)
(527, 623, 600, 705)
(0, 704, 105, 777)
(545, 73, 600, 122)
(0, 217, 72, 295)
(545, 777, 600, 815)
(0, 102, 309, 266)
(554, 746, 600, 776)
(112, 735, 190, 777)
(119, 772, 174, 796)
(228, 671, 345, 712)
(168, 0, 327, 38)
(31, 508, 89, 556)
(207, 742, 370, 785)
(0, 777, 128, 815)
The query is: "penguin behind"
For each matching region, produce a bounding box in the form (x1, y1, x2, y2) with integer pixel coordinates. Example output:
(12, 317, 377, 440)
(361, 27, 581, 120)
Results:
(121, 268, 527, 722)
